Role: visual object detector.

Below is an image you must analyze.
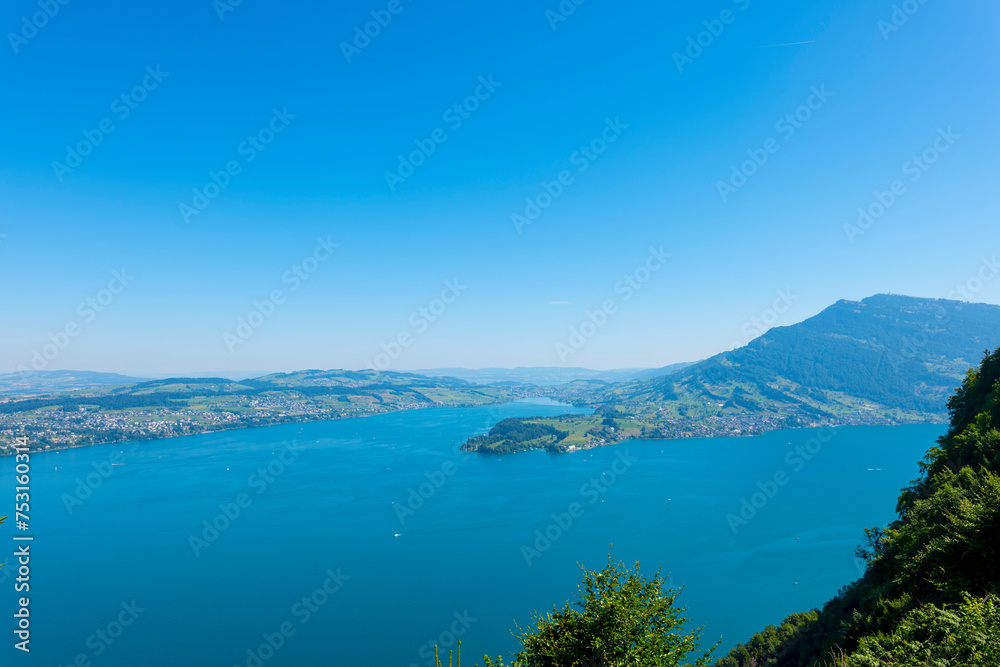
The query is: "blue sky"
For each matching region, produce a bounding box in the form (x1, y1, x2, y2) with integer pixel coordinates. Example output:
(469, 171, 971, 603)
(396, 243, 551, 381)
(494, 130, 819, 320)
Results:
(1, 0, 998, 375)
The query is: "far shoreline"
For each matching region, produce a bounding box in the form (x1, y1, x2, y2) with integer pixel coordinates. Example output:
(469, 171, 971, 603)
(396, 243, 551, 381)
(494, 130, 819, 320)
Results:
(2, 398, 947, 461)
(1, 395, 586, 458)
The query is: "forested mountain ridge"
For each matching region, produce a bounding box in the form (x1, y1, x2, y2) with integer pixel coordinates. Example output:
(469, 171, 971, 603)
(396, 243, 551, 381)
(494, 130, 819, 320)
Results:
(465, 295, 1000, 453)
(611, 294, 1000, 413)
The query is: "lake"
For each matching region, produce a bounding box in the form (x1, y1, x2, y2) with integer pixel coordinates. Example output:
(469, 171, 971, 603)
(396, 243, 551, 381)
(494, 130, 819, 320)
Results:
(0, 399, 943, 666)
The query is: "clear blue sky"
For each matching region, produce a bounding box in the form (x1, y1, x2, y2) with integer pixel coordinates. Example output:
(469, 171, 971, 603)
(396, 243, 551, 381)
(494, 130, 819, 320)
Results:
(1, 0, 998, 375)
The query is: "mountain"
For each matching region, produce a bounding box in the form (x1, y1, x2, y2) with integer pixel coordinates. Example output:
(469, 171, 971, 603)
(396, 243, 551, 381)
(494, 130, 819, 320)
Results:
(0, 370, 147, 394)
(465, 295, 1000, 453)
(613, 294, 1000, 414)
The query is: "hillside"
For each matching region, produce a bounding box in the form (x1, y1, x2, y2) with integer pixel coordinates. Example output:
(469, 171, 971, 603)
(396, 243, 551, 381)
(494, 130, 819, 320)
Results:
(0, 370, 531, 453)
(717, 345, 1000, 666)
(622, 294, 1000, 413)
(464, 295, 1000, 453)
(0, 370, 147, 394)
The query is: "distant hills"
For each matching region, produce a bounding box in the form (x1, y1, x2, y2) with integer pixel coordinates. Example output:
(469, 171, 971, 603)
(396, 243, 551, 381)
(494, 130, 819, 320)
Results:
(2, 365, 697, 394)
(410, 365, 694, 385)
(0, 370, 146, 395)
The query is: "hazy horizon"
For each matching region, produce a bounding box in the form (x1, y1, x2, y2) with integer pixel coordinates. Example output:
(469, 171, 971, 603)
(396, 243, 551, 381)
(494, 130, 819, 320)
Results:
(7, 291, 999, 377)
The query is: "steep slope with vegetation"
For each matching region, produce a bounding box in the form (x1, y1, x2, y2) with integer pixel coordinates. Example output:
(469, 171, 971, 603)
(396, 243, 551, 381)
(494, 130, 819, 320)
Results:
(717, 346, 1000, 666)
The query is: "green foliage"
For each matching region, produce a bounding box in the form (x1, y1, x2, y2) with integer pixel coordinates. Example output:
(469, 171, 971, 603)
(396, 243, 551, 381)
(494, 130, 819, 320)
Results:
(485, 554, 717, 667)
(714, 611, 820, 667)
(719, 346, 1000, 667)
(897, 347, 1000, 516)
(0, 392, 189, 413)
(434, 641, 462, 667)
(884, 467, 1000, 603)
(851, 595, 1000, 666)
(462, 418, 569, 454)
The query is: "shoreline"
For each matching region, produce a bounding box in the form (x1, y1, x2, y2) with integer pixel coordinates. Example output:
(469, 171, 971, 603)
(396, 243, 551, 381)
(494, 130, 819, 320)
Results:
(6, 402, 947, 461)
(1, 395, 575, 457)
(0, 388, 948, 458)
(461, 410, 947, 455)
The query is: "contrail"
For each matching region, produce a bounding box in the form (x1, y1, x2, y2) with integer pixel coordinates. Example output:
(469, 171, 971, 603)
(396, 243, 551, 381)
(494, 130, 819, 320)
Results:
(760, 40, 816, 48)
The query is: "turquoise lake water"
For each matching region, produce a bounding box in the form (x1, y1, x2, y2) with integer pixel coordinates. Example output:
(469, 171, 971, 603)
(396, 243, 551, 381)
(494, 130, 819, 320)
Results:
(0, 399, 944, 666)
